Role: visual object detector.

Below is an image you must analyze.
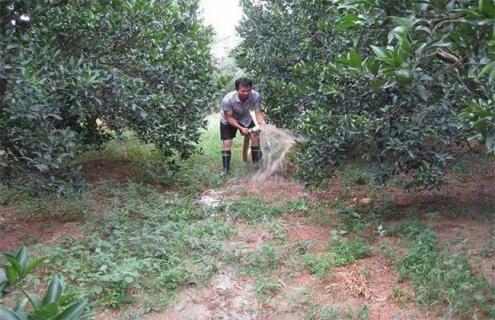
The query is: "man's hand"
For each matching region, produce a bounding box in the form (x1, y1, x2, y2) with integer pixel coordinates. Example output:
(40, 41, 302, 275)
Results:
(240, 127, 250, 136)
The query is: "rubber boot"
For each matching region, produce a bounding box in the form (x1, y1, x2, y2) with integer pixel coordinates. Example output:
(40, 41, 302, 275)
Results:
(222, 150, 231, 175)
(251, 146, 262, 170)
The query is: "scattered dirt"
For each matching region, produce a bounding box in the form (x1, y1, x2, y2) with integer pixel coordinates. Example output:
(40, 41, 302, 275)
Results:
(285, 216, 333, 254)
(223, 176, 306, 204)
(143, 268, 258, 320)
(228, 222, 277, 253)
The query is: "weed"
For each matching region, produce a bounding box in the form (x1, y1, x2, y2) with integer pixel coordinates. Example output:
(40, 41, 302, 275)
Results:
(394, 228, 495, 318)
(357, 305, 369, 319)
(306, 305, 340, 320)
(341, 165, 372, 186)
(386, 220, 428, 242)
(0, 184, 93, 221)
(224, 196, 285, 222)
(296, 241, 309, 255)
(378, 241, 399, 262)
(449, 152, 495, 177)
(285, 197, 311, 214)
(303, 253, 331, 278)
(311, 205, 334, 226)
(306, 304, 369, 320)
(336, 207, 368, 233)
(241, 245, 281, 275)
(330, 239, 370, 266)
(255, 278, 283, 300)
(391, 286, 414, 309)
(39, 183, 233, 309)
(268, 221, 288, 240)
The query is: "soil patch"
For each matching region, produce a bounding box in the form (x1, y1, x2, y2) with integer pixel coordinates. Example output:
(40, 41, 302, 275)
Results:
(0, 205, 82, 251)
(82, 160, 132, 184)
(430, 217, 495, 284)
(143, 268, 258, 320)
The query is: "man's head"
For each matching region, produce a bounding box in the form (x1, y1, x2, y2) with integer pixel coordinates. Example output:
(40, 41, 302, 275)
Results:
(235, 77, 253, 102)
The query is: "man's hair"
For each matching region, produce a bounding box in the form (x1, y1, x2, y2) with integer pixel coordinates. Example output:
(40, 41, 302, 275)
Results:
(235, 77, 253, 90)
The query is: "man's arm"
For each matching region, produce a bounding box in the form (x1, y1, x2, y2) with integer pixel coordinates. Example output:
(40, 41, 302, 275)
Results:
(225, 110, 250, 135)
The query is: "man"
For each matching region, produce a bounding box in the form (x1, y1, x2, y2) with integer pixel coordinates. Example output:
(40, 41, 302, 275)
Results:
(220, 77, 266, 174)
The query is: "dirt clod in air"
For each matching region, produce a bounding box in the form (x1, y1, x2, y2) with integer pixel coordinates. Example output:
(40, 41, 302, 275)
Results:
(251, 124, 295, 183)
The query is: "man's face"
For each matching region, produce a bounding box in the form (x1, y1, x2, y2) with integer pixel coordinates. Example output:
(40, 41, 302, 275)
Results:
(237, 85, 252, 102)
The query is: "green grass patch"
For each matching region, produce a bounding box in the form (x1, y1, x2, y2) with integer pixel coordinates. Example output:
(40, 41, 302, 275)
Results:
(39, 183, 233, 309)
(392, 228, 495, 318)
(386, 220, 429, 242)
(224, 196, 308, 222)
(303, 253, 332, 278)
(330, 238, 370, 266)
(340, 164, 373, 187)
(0, 184, 93, 221)
(240, 245, 282, 276)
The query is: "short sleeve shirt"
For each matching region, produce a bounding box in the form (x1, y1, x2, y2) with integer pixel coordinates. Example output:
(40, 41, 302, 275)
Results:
(220, 90, 262, 127)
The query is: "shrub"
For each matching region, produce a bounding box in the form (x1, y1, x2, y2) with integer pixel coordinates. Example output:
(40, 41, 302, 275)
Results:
(1, 0, 215, 191)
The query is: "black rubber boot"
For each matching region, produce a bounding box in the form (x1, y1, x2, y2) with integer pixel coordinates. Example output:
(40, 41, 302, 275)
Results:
(251, 146, 262, 170)
(222, 150, 231, 175)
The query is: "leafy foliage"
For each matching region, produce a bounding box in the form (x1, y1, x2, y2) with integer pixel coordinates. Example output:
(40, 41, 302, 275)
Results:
(0, 246, 93, 320)
(0, 0, 214, 190)
(0, 275, 93, 320)
(395, 229, 495, 318)
(45, 183, 233, 308)
(236, 0, 495, 188)
(330, 238, 369, 266)
(0, 245, 48, 294)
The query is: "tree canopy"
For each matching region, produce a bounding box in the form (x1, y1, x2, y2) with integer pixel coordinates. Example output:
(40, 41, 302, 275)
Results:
(1, 0, 214, 190)
(236, 0, 495, 188)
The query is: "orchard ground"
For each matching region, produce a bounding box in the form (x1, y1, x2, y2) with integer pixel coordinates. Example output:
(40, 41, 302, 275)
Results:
(0, 116, 494, 320)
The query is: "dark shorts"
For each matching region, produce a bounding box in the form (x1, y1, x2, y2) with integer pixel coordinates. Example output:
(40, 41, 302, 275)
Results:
(220, 121, 255, 140)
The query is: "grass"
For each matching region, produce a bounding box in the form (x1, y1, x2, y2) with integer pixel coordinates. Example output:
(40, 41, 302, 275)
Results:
(0, 184, 94, 221)
(449, 151, 495, 177)
(3, 113, 494, 318)
(37, 183, 234, 309)
(223, 196, 311, 223)
(303, 253, 332, 278)
(330, 238, 370, 266)
(387, 225, 495, 318)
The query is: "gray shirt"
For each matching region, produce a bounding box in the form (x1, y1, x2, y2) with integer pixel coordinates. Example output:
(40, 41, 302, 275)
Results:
(220, 90, 262, 127)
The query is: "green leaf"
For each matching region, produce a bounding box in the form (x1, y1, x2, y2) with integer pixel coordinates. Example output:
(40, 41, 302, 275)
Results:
(54, 300, 88, 320)
(480, 0, 495, 18)
(348, 51, 363, 68)
(388, 26, 407, 44)
(27, 302, 59, 320)
(337, 15, 359, 30)
(6, 265, 19, 286)
(370, 45, 389, 61)
(24, 257, 49, 276)
(20, 288, 42, 309)
(479, 61, 495, 81)
(4, 254, 23, 275)
(15, 246, 29, 270)
(41, 276, 63, 306)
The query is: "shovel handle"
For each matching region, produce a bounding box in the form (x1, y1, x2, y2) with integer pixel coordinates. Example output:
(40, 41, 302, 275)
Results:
(242, 134, 249, 162)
